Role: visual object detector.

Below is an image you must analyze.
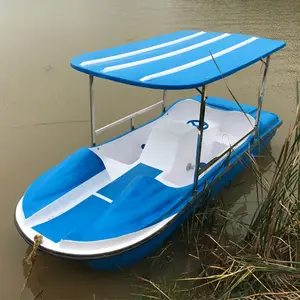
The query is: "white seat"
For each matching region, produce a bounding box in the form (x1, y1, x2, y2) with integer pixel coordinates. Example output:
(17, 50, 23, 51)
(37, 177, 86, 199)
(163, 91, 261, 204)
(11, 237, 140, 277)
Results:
(162, 124, 198, 185)
(140, 120, 198, 172)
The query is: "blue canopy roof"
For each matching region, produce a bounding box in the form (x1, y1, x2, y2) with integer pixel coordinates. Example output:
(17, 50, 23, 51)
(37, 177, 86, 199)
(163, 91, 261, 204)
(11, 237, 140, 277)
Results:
(71, 30, 285, 90)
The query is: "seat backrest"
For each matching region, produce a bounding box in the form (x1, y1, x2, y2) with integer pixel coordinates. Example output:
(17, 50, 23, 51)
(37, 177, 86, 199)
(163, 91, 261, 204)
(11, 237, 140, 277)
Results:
(162, 125, 198, 186)
(162, 125, 229, 187)
(140, 120, 197, 172)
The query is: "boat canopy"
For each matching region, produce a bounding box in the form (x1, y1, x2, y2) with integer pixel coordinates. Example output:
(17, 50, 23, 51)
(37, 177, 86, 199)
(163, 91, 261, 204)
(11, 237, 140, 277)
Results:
(71, 30, 285, 90)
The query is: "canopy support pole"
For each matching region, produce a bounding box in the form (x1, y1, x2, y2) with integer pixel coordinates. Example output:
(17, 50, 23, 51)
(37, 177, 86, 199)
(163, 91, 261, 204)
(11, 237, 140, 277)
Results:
(89, 75, 96, 146)
(254, 55, 271, 139)
(193, 85, 207, 195)
(162, 90, 167, 112)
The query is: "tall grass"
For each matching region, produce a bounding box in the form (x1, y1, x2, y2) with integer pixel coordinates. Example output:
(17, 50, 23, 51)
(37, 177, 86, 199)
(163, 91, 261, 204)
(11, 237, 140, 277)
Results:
(135, 82, 300, 299)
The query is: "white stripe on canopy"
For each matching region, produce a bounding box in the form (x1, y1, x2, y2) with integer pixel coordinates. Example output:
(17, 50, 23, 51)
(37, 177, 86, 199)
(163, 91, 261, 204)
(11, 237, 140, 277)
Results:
(103, 33, 230, 72)
(140, 37, 258, 82)
(80, 31, 206, 66)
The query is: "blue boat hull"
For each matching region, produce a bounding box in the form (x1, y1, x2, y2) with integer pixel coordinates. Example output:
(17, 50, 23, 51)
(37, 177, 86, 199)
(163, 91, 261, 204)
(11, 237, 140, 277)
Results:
(15, 95, 282, 270)
(87, 129, 276, 270)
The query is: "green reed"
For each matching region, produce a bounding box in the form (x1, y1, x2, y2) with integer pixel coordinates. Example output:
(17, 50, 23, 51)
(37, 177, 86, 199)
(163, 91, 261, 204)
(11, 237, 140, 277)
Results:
(134, 81, 300, 300)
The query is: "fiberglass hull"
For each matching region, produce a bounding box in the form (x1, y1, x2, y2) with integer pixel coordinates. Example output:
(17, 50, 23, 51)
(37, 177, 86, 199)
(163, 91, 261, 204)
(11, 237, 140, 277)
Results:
(14, 96, 282, 270)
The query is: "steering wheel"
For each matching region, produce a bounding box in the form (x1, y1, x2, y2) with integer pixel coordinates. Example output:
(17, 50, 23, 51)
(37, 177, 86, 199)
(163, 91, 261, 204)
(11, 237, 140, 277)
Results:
(187, 120, 209, 130)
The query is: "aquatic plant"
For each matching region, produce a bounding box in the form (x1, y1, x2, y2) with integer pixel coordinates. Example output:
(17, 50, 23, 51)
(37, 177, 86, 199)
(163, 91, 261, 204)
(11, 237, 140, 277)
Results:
(134, 82, 300, 299)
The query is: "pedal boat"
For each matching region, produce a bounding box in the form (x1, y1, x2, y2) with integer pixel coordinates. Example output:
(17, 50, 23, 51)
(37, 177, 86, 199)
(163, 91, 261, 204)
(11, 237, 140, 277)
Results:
(15, 30, 285, 270)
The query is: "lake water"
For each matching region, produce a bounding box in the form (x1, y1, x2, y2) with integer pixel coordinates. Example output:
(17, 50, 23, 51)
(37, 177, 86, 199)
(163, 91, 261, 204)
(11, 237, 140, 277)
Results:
(0, 0, 299, 299)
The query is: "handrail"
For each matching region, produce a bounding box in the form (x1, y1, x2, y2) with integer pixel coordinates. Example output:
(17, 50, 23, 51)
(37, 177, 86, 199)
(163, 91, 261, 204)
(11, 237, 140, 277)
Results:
(196, 128, 255, 178)
(95, 100, 163, 135)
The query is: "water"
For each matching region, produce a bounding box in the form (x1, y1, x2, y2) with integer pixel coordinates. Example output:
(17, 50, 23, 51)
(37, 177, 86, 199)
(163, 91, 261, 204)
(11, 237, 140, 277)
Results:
(0, 0, 299, 299)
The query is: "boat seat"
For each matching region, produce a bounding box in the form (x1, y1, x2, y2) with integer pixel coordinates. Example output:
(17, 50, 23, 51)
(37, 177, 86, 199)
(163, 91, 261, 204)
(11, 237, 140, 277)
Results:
(163, 138, 229, 186)
(140, 120, 198, 172)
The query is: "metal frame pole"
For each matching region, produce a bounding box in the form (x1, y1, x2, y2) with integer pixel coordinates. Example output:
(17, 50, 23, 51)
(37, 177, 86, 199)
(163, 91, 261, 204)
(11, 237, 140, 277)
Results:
(254, 56, 271, 139)
(130, 117, 135, 130)
(162, 90, 167, 112)
(193, 85, 207, 195)
(89, 75, 96, 146)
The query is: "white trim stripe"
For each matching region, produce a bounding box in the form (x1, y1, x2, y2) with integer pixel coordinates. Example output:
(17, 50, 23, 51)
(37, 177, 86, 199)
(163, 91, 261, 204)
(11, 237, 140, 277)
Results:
(140, 37, 258, 82)
(103, 33, 230, 72)
(80, 32, 206, 66)
(93, 193, 113, 203)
